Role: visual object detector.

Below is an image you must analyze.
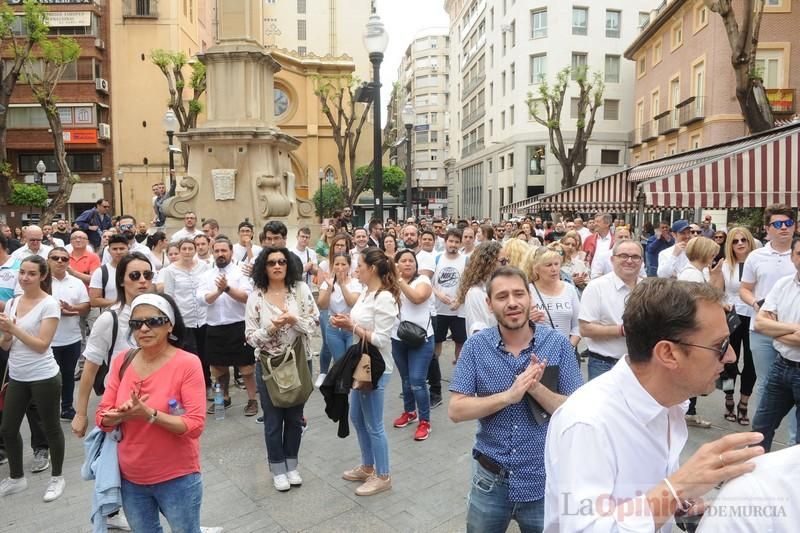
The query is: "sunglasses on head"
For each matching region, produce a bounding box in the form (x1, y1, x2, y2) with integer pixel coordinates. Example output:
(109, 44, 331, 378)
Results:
(266, 259, 288, 267)
(129, 315, 171, 330)
(49, 256, 70, 263)
(128, 270, 155, 281)
(769, 219, 795, 229)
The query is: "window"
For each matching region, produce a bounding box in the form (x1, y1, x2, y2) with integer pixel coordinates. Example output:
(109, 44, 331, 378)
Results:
(528, 145, 545, 175)
(490, 7, 494, 30)
(501, 71, 506, 96)
(572, 7, 588, 36)
(416, 131, 429, 143)
(755, 49, 784, 89)
(509, 105, 514, 125)
(489, 45, 494, 67)
(508, 153, 514, 167)
(510, 20, 516, 47)
(649, 149, 657, 161)
(604, 99, 619, 120)
(653, 40, 662, 64)
(416, 113, 428, 126)
(530, 53, 546, 84)
(20, 153, 101, 173)
(570, 97, 580, 119)
(651, 90, 660, 118)
(502, 30, 507, 56)
(297, 46, 307, 56)
(671, 22, 683, 51)
(692, 60, 705, 97)
(489, 119, 493, 136)
(694, 3, 708, 32)
(670, 77, 681, 109)
(667, 142, 677, 155)
(510, 62, 515, 90)
(690, 134, 702, 149)
(571, 52, 587, 80)
(637, 55, 646, 78)
(500, 156, 505, 170)
(430, 112, 438, 124)
(638, 12, 650, 28)
(297, 20, 306, 40)
(489, 82, 493, 104)
(531, 8, 547, 38)
(501, 111, 506, 129)
(600, 150, 619, 165)
(297, 0, 306, 14)
(605, 10, 621, 38)
(604, 55, 620, 83)
(430, 131, 438, 143)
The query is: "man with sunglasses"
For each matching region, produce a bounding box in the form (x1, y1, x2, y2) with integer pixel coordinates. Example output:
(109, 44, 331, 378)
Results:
(75, 198, 112, 249)
(89, 235, 129, 309)
(656, 220, 693, 279)
(100, 215, 149, 266)
(10, 225, 52, 261)
(741, 204, 798, 444)
(546, 278, 763, 532)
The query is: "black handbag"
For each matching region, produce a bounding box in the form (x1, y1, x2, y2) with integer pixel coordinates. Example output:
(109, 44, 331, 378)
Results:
(725, 309, 742, 334)
(397, 320, 428, 348)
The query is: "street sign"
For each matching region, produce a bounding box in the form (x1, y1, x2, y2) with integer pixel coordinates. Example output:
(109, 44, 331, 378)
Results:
(413, 124, 430, 132)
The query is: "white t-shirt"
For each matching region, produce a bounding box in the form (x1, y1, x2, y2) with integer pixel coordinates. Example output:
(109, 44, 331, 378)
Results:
(82, 304, 135, 381)
(741, 242, 795, 330)
(50, 273, 89, 346)
(392, 276, 435, 340)
(233, 242, 263, 265)
(320, 278, 363, 315)
(433, 253, 466, 317)
(169, 227, 204, 243)
(89, 263, 117, 304)
(101, 240, 149, 265)
(291, 246, 318, 285)
(721, 260, 751, 317)
(677, 264, 709, 283)
(530, 281, 581, 339)
(7, 296, 61, 381)
(464, 285, 496, 335)
(762, 274, 800, 362)
(415, 249, 436, 278)
(578, 272, 638, 359)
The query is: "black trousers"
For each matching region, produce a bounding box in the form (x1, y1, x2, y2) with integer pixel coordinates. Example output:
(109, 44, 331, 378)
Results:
(0, 349, 48, 453)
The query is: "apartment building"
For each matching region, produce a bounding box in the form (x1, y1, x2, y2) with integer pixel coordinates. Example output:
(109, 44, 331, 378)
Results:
(389, 29, 450, 219)
(443, 0, 660, 219)
(626, 0, 799, 164)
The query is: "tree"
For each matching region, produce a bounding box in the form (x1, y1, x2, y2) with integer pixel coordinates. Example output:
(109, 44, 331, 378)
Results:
(707, 0, 773, 133)
(9, 182, 47, 212)
(25, 35, 81, 226)
(527, 66, 604, 190)
(0, 0, 48, 200)
(151, 49, 207, 170)
(355, 164, 405, 197)
(314, 74, 373, 208)
(312, 182, 345, 219)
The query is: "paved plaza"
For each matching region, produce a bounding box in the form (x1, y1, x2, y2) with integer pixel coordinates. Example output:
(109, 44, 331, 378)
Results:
(1, 339, 790, 533)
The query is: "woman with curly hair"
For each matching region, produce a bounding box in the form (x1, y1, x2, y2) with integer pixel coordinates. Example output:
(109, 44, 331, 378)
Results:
(455, 241, 507, 336)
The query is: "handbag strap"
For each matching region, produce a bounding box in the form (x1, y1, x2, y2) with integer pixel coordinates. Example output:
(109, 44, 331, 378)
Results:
(531, 282, 556, 330)
(0, 360, 7, 388)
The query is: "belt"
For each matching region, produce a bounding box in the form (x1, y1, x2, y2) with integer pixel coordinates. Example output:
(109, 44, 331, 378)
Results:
(472, 449, 509, 478)
(588, 351, 619, 365)
(779, 356, 800, 369)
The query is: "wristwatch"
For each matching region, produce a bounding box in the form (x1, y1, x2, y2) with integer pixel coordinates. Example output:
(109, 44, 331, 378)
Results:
(223, 286, 230, 293)
(147, 409, 158, 424)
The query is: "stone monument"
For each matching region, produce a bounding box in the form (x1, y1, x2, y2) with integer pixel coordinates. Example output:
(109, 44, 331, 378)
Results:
(162, 0, 312, 238)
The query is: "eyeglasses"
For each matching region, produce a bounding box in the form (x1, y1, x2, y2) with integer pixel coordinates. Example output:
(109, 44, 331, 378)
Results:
(49, 256, 70, 263)
(769, 219, 795, 229)
(119, 224, 134, 230)
(666, 337, 730, 361)
(731, 238, 747, 245)
(129, 315, 171, 330)
(614, 253, 643, 262)
(27, 238, 42, 242)
(497, 258, 509, 266)
(266, 259, 287, 267)
(128, 270, 155, 281)
(690, 230, 702, 235)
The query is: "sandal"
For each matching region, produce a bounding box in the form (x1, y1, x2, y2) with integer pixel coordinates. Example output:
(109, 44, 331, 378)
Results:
(737, 400, 750, 426)
(724, 394, 737, 422)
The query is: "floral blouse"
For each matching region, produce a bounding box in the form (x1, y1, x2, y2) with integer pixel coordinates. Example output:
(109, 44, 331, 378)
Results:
(244, 281, 319, 360)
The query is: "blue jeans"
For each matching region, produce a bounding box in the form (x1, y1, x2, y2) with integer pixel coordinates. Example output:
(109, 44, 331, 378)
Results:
(392, 337, 434, 421)
(255, 363, 304, 475)
(752, 357, 800, 451)
(324, 320, 353, 370)
(350, 372, 391, 476)
(466, 460, 544, 533)
(587, 354, 616, 381)
(318, 310, 333, 373)
(751, 331, 797, 442)
(121, 472, 202, 533)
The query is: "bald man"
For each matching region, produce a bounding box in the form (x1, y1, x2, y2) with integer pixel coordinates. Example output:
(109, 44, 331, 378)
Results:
(11, 225, 52, 260)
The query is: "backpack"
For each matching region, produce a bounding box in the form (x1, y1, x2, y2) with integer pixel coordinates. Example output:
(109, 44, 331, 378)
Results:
(92, 309, 118, 395)
(100, 264, 109, 299)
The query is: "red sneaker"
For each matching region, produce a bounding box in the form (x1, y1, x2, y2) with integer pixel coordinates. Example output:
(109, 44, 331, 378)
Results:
(414, 420, 431, 441)
(393, 411, 417, 428)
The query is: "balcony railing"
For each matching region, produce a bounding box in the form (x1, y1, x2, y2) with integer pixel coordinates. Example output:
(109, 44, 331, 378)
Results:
(123, 0, 158, 18)
(462, 73, 486, 99)
(629, 129, 642, 147)
(461, 106, 486, 130)
(461, 34, 486, 70)
(766, 88, 795, 114)
(461, 138, 485, 158)
(677, 96, 705, 126)
(657, 109, 680, 136)
(640, 121, 656, 142)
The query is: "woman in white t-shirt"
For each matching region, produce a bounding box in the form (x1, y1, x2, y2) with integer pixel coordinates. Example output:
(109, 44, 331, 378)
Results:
(390, 249, 435, 441)
(524, 248, 581, 347)
(0, 255, 64, 501)
(455, 241, 505, 336)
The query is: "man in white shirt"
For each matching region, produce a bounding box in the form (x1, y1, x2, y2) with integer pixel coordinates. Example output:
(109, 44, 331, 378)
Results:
(582, 213, 614, 267)
(199, 237, 257, 417)
(402, 225, 435, 279)
(10, 225, 52, 261)
(751, 236, 800, 450)
(194, 233, 213, 265)
(579, 240, 644, 380)
(291, 226, 318, 286)
(101, 215, 149, 265)
(201, 218, 220, 240)
(656, 220, 692, 278)
(460, 227, 476, 258)
(432, 218, 446, 253)
(545, 278, 765, 532)
(89, 235, 129, 309)
(170, 211, 204, 243)
(740, 205, 797, 441)
(232, 221, 262, 265)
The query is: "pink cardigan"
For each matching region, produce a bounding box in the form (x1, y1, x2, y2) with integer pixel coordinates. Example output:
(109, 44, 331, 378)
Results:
(96, 348, 206, 485)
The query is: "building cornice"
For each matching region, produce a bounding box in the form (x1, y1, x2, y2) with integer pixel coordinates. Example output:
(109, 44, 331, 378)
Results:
(624, 0, 689, 60)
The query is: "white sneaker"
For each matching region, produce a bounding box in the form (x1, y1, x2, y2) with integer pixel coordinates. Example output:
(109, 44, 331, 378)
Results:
(286, 470, 302, 486)
(0, 476, 28, 496)
(200, 528, 224, 533)
(314, 373, 327, 388)
(273, 474, 290, 492)
(43, 476, 65, 502)
(106, 511, 131, 530)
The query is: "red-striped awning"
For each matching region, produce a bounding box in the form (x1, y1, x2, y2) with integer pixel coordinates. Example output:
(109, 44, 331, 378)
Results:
(537, 171, 637, 212)
(641, 124, 800, 208)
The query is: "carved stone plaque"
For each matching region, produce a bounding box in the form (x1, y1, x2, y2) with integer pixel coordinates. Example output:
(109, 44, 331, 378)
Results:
(211, 169, 237, 200)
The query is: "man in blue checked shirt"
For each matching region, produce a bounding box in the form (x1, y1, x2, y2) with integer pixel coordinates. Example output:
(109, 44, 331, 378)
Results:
(448, 266, 583, 533)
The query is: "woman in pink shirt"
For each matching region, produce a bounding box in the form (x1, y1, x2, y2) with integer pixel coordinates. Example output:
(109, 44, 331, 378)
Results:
(95, 293, 206, 531)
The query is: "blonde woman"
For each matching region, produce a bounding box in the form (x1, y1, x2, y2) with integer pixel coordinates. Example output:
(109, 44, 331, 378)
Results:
(523, 248, 581, 347)
(719, 227, 756, 425)
(502, 237, 532, 270)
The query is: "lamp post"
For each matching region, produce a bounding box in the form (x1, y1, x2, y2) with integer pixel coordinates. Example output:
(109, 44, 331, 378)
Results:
(416, 172, 421, 221)
(363, 11, 388, 222)
(35, 160, 46, 185)
(318, 168, 324, 223)
(162, 109, 179, 197)
(401, 102, 414, 220)
(116, 169, 125, 215)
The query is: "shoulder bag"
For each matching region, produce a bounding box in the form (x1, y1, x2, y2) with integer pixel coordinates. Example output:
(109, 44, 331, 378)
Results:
(0, 360, 8, 411)
(531, 282, 557, 330)
(259, 336, 313, 408)
(351, 336, 374, 391)
(396, 278, 432, 348)
(92, 310, 119, 395)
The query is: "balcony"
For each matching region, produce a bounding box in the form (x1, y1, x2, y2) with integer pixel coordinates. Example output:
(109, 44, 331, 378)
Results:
(460, 0, 486, 43)
(766, 88, 795, 114)
(629, 129, 642, 148)
(461, 34, 486, 70)
(461, 106, 485, 130)
(640, 121, 657, 143)
(656, 109, 680, 136)
(462, 73, 486, 99)
(677, 96, 705, 126)
(123, 0, 158, 18)
(461, 137, 485, 158)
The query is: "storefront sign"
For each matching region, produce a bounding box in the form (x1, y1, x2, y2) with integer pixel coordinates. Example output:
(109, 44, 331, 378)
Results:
(46, 11, 92, 27)
(63, 129, 98, 144)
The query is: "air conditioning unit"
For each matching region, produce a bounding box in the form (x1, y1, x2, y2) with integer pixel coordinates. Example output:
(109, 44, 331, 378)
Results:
(94, 38, 105, 50)
(95, 78, 109, 94)
(98, 123, 111, 140)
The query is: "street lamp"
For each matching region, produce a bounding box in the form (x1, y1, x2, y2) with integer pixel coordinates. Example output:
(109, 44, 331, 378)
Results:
(35, 160, 46, 185)
(318, 167, 324, 223)
(162, 109, 179, 197)
(416, 171, 421, 221)
(401, 101, 414, 220)
(363, 11, 388, 222)
(116, 169, 125, 215)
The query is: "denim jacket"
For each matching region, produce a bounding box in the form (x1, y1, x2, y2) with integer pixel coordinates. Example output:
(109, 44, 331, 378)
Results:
(81, 426, 123, 533)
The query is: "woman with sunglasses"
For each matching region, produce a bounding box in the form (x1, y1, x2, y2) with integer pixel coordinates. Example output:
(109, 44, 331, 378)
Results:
(559, 230, 589, 290)
(96, 293, 206, 531)
(316, 225, 335, 259)
(0, 255, 65, 501)
(455, 241, 505, 336)
(245, 247, 319, 492)
(719, 227, 757, 425)
(47, 248, 90, 421)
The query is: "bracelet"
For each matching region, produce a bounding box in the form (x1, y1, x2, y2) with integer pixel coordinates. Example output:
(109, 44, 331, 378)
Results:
(663, 478, 691, 513)
(147, 409, 158, 424)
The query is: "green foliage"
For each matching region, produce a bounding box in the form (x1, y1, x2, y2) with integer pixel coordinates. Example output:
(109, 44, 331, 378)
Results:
(9, 182, 47, 209)
(729, 208, 765, 235)
(355, 165, 406, 197)
(312, 182, 345, 218)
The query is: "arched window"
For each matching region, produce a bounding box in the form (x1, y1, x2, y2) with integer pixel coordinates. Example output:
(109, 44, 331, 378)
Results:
(324, 167, 335, 183)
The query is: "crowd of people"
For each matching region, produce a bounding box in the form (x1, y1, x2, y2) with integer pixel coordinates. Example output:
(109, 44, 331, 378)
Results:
(0, 200, 798, 532)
